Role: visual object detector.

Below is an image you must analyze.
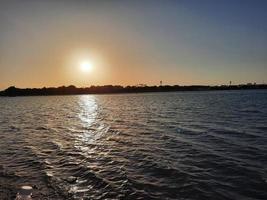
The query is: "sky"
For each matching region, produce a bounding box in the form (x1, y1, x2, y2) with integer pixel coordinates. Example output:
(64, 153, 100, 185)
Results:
(0, 0, 267, 89)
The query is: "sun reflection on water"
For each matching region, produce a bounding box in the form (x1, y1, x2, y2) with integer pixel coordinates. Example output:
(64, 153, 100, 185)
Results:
(79, 96, 98, 123)
(76, 95, 108, 147)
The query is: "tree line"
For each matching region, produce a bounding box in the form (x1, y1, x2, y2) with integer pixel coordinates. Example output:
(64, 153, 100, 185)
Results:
(0, 84, 267, 96)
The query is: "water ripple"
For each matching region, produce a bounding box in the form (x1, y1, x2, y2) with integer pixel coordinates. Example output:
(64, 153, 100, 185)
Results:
(0, 91, 267, 199)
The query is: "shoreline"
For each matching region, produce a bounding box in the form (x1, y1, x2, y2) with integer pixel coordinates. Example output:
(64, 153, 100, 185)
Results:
(1, 84, 267, 97)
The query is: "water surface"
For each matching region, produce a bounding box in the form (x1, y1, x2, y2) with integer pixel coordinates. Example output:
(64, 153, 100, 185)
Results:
(0, 90, 267, 199)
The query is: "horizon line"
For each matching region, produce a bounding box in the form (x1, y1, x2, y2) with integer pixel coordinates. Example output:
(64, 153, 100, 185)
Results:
(2, 82, 266, 90)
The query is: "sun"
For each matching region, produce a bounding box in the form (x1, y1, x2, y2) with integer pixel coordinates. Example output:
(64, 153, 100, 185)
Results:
(80, 61, 93, 72)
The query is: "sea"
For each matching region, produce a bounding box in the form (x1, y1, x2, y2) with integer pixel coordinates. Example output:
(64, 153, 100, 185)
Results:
(0, 90, 267, 200)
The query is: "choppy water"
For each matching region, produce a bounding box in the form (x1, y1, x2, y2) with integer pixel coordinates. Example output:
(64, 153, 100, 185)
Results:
(0, 90, 267, 200)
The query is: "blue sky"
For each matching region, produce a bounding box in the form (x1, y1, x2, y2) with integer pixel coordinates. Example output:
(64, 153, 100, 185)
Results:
(0, 0, 266, 89)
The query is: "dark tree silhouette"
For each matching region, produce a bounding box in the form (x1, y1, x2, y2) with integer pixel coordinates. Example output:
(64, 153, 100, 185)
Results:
(0, 84, 266, 97)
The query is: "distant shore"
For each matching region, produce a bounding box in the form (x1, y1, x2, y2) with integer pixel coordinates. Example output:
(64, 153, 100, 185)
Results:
(0, 84, 267, 97)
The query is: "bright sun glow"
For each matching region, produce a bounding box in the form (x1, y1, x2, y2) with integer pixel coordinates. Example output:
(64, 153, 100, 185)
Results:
(80, 61, 93, 72)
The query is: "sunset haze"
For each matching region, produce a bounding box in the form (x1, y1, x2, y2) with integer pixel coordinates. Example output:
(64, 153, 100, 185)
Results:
(0, 0, 267, 90)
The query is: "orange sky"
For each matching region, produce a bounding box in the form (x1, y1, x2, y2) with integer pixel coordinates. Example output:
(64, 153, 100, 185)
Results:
(0, 1, 266, 90)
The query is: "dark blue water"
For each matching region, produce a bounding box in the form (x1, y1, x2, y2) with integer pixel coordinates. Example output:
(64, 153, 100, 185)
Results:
(0, 90, 267, 199)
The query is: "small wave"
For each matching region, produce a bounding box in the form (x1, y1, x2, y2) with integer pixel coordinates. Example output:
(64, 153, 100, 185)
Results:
(35, 126, 49, 131)
(240, 108, 262, 114)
